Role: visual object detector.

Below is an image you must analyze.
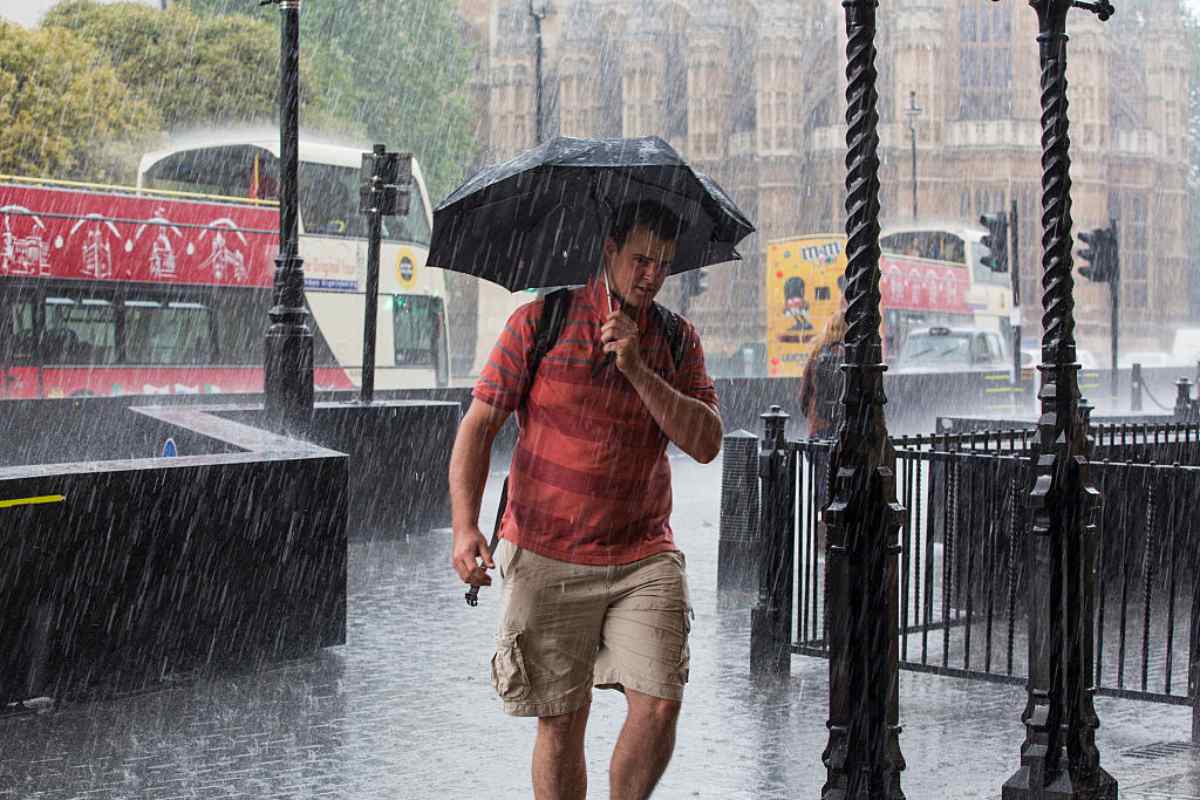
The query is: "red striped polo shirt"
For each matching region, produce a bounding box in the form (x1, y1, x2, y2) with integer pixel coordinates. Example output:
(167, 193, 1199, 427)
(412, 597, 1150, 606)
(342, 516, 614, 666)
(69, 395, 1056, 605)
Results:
(473, 276, 719, 566)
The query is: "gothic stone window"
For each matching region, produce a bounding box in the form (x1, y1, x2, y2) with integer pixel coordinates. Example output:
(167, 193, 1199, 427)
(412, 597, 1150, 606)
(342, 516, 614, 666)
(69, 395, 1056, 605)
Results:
(599, 17, 625, 137)
(624, 51, 658, 137)
(958, 4, 1013, 120)
(730, 20, 757, 139)
(665, 10, 689, 142)
(558, 57, 589, 137)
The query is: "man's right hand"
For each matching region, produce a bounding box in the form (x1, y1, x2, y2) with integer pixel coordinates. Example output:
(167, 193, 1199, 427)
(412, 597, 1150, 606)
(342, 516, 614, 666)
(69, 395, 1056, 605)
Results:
(452, 526, 495, 587)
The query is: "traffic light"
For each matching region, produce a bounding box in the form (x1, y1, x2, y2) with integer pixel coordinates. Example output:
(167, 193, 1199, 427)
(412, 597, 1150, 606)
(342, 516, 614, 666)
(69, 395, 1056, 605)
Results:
(980, 212, 1009, 273)
(1077, 221, 1119, 283)
(1077, 227, 1107, 282)
(359, 147, 413, 217)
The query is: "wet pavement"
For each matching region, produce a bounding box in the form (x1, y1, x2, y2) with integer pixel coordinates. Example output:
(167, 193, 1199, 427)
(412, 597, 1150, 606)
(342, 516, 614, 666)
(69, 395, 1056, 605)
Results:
(1, 455, 1198, 799)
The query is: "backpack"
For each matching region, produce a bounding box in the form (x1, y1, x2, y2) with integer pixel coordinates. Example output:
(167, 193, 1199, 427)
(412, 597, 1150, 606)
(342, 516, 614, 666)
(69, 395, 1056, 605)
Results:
(519, 287, 689, 407)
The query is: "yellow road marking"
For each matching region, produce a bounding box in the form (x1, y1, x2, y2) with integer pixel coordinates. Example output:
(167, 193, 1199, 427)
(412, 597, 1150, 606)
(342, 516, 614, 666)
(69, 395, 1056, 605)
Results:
(0, 494, 66, 510)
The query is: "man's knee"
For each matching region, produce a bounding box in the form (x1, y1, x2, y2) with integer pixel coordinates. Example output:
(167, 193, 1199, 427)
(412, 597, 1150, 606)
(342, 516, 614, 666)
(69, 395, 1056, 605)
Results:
(628, 693, 681, 729)
(537, 703, 591, 746)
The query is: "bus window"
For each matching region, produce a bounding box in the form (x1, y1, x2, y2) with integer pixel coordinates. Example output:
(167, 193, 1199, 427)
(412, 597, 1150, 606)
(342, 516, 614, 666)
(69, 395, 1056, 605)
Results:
(393, 295, 443, 368)
(211, 288, 269, 366)
(124, 298, 214, 365)
(300, 163, 367, 239)
(299, 163, 432, 246)
(0, 290, 38, 364)
(382, 193, 431, 247)
(881, 231, 966, 265)
(42, 296, 117, 365)
(210, 288, 338, 367)
(142, 145, 278, 200)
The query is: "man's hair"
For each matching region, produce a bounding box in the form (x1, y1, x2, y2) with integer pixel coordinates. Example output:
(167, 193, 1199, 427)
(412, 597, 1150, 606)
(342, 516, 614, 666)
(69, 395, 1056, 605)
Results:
(608, 200, 688, 248)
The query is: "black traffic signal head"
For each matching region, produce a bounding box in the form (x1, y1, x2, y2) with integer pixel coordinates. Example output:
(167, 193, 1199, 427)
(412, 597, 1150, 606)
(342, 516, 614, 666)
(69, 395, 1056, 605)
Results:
(684, 268, 710, 298)
(979, 212, 1009, 273)
(359, 147, 413, 217)
(1077, 226, 1114, 283)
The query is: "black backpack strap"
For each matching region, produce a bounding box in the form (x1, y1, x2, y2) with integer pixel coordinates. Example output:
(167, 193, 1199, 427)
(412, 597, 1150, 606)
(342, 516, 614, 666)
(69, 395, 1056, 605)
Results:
(652, 302, 688, 375)
(521, 288, 572, 408)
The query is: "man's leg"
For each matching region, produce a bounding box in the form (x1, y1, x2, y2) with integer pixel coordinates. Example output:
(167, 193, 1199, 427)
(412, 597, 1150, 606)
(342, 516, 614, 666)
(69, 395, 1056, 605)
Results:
(534, 702, 591, 800)
(609, 689, 681, 800)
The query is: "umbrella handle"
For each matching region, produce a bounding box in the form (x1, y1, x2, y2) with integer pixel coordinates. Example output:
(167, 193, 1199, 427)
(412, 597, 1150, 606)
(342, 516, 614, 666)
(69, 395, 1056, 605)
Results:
(465, 477, 509, 607)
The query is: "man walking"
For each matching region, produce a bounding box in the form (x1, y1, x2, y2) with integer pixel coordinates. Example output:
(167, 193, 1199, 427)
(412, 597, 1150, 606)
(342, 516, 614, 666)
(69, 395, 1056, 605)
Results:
(449, 199, 722, 800)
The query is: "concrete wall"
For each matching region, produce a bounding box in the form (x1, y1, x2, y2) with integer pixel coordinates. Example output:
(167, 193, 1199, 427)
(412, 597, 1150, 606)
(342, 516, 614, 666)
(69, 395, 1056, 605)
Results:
(221, 401, 459, 537)
(0, 409, 348, 704)
(0, 396, 459, 537)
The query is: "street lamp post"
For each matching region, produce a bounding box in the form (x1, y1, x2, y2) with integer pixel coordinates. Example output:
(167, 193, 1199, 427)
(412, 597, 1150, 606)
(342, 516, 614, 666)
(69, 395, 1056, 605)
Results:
(263, 0, 314, 434)
(905, 90, 922, 221)
(1001, 1, 1117, 798)
(530, 0, 549, 145)
(821, 1, 907, 798)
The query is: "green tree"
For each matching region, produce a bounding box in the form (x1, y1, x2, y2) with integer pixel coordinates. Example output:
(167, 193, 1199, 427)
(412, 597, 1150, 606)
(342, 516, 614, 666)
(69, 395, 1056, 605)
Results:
(0, 22, 159, 181)
(41, 0, 358, 137)
(180, 0, 479, 204)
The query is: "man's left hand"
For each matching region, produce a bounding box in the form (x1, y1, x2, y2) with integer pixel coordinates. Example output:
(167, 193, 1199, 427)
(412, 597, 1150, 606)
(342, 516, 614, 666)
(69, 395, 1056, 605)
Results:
(601, 309, 643, 376)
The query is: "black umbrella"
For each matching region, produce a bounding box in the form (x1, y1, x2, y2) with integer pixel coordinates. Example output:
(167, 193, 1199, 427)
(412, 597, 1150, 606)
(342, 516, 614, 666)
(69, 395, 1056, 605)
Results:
(428, 136, 755, 291)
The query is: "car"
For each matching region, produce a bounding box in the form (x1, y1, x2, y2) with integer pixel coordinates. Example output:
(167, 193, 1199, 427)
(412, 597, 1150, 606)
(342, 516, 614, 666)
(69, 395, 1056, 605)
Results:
(892, 326, 1010, 374)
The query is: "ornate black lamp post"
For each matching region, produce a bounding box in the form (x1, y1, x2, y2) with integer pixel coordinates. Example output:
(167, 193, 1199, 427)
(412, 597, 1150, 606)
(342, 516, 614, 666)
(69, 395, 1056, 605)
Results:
(905, 90, 922, 221)
(820, 1, 907, 797)
(264, 0, 314, 434)
(530, 0, 549, 145)
(1001, 1, 1117, 798)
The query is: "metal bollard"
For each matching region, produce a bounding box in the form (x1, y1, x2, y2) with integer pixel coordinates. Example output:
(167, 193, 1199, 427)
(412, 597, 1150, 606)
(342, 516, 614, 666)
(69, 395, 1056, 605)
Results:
(718, 430, 760, 598)
(1131, 362, 1144, 412)
(751, 405, 795, 678)
(1176, 378, 1193, 421)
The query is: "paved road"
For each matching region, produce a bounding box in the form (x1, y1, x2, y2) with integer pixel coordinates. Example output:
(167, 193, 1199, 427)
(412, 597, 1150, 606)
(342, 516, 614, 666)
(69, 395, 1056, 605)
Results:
(0, 456, 1197, 799)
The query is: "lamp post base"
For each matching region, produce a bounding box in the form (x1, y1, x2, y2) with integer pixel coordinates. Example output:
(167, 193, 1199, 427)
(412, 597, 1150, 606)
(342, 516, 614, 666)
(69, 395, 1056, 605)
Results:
(749, 605, 790, 678)
(1002, 764, 1117, 800)
(264, 324, 314, 436)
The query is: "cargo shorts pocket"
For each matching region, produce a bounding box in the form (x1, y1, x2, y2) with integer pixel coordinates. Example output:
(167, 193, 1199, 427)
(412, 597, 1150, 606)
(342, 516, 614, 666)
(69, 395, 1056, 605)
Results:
(679, 608, 692, 681)
(491, 631, 530, 702)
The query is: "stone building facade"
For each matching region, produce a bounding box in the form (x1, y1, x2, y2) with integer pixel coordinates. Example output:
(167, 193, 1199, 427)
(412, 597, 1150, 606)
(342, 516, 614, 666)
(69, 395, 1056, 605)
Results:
(456, 0, 1192, 366)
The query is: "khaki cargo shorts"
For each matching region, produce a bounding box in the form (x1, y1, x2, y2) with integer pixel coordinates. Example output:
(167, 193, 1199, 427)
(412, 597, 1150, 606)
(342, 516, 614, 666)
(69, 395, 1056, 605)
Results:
(490, 539, 692, 718)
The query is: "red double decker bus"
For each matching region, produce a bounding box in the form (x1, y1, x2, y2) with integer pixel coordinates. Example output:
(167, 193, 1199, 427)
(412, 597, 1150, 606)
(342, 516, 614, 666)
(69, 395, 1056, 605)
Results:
(0, 134, 449, 399)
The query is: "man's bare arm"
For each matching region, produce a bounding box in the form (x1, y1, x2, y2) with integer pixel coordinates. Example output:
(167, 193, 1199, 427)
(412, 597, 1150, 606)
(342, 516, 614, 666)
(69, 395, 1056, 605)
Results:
(624, 364, 723, 463)
(448, 398, 511, 585)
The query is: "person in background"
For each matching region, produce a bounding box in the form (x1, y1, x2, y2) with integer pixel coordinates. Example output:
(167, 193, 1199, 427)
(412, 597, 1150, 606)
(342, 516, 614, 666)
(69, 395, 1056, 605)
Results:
(800, 310, 847, 439)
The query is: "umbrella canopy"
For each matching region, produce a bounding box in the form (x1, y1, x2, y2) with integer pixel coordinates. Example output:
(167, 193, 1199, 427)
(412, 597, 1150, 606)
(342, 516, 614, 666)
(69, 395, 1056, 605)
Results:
(427, 136, 755, 292)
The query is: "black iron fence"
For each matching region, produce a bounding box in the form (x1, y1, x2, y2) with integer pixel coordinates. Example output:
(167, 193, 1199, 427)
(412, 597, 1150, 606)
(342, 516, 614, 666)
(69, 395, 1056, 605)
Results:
(739, 422, 1200, 716)
(896, 422, 1200, 465)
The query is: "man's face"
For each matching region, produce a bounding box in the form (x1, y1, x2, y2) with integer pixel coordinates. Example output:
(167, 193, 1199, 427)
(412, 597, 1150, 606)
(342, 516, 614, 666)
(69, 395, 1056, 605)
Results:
(603, 225, 677, 311)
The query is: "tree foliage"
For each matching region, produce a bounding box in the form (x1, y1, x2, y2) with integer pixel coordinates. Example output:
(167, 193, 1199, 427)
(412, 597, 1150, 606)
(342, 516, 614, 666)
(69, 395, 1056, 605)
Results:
(180, 0, 479, 204)
(41, 1, 352, 135)
(0, 21, 159, 181)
